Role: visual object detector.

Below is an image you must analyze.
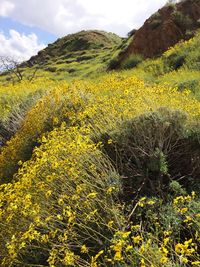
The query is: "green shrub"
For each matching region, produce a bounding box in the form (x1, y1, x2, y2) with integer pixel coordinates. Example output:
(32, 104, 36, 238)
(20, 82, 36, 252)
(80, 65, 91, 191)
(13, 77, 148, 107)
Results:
(45, 66, 57, 72)
(56, 60, 64, 64)
(185, 29, 195, 39)
(150, 19, 163, 29)
(158, 69, 200, 100)
(150, 12, 162, 30)
(169, 180, 186, 196)
(76, 55, 94, 62)
(101, 108, 200, 198)
(141, 58, 168, 76)
(185, 49, 200, 70)
(172, 10, 192, 29)
(177, 78, 200, 92)
(107, 57, 120, 69)
(0, 89, 44, 144)
(121, 54, 143, 69)
(164, 52, 186, 70)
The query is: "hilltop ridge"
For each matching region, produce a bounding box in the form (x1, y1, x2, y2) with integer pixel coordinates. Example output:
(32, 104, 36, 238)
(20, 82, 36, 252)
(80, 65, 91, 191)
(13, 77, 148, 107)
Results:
(1, 0, 200, 80)
(26, 30, 122, 66)
(114, 0, 200, 67)
(5, 30, 122, 81)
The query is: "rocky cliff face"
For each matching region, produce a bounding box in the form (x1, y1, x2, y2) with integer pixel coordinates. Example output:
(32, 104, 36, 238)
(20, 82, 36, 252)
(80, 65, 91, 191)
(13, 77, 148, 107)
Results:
(118, 0, 200, 64)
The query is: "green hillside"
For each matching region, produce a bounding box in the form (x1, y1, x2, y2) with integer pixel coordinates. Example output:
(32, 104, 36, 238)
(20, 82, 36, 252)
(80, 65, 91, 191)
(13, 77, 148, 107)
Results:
(116, 30, 200, 99)
(0, 7, 200, 267)
(0, 30, 122, 83)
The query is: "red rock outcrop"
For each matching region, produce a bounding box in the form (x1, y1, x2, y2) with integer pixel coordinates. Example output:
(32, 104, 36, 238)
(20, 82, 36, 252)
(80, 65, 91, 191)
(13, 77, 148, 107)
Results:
(118, 0, 200, 65)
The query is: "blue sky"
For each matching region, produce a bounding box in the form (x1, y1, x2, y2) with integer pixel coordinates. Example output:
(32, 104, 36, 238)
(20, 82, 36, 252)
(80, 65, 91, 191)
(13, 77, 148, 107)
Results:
(0, 0, 167, 60)
(0, 17, 56, 43)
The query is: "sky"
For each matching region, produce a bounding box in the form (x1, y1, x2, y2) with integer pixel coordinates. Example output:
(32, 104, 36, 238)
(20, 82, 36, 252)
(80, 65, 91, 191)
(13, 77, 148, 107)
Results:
(0, 0, 167, 60)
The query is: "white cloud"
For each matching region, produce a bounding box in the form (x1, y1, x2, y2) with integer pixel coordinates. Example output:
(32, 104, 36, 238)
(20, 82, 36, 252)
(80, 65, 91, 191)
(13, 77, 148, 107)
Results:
(0, 30, 46, 60)
(1, 0, 167, 36)
(0, 0, 14, 16)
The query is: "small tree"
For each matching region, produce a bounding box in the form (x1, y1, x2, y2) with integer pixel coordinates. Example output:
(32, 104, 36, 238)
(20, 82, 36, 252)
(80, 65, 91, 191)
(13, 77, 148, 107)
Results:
(166, 0, 177, 4)
(165, 0, 177, 7)
(127, 29, 137, 37)
(0, 56, 38, 84)
(0, 56, 23, 83)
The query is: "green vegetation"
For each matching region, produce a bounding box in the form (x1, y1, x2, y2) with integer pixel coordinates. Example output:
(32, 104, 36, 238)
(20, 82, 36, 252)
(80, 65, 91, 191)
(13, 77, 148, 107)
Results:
(127, 30, 200, 100)
(172, 10, 192, 27)
(0, 26, 200, 267)
(107, 36, 135, 70)
(150, 12, 163, 29)
(0, 30, 122, 84)
(121, 54, 143, 69)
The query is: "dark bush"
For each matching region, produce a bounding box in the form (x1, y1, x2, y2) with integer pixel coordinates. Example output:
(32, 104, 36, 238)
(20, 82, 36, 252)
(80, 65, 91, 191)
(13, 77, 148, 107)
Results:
(121, 54, 143, 69)
(100, 108, 200, 199)
(107, 58, 120, 70)
(150, 18, 162, 29)
(127, 29, 137, 37)
(177, 79, 199, 93)
(56, 60, 64, 64)
(45, 66, 57, 72)
(185, 49, 200, 70)
(150, 12, 162, 29)
(164, 52, 186, 70)
(68, 68, 76, 73)
(172, 10, 192, 29)
(76, 55, 94, 62)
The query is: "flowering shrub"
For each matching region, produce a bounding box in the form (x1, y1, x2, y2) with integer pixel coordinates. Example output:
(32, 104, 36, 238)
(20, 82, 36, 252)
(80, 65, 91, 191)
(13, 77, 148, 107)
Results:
(163, 31, 200, 71)
(0, 78, 55, 144)
(0, 72, 199, 266)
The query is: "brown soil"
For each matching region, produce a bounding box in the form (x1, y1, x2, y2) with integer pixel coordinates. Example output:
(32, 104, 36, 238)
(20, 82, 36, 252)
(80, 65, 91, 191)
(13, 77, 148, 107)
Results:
(117, 0, 200, 66)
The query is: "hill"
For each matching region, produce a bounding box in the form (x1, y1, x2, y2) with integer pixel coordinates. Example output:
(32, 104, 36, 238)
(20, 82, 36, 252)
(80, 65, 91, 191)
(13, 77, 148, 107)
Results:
(25, 30, 121, 80)
(1, 71, 200, 267)
(27, 30, 122, 64)
(113, 0, 200, 68)
(0, 30, 122, 83)
(0, 1, 200, 266)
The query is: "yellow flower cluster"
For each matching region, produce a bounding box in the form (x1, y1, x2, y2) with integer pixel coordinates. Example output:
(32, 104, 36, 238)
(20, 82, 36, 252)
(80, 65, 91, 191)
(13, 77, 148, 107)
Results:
(163, 33, 198, 58)
(0, 72, 199, 266)
(1, 73, 200, 183)
(173, 192, 196, 214)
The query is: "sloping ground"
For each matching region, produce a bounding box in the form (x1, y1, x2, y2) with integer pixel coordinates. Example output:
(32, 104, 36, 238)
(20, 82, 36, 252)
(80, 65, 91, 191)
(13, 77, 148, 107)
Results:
(0, 73, 199, 266)
(0, 5, 200, 265)
(26, 30, 122, 66)
(116, 0, 200, 67)
(0, 30, 122, 83)
(2, 30, 200, 146)
(25, 30, 122, 80)
(132, 30, 200, 99)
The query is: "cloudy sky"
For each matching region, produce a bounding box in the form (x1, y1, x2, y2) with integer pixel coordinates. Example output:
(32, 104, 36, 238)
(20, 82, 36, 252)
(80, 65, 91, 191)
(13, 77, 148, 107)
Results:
(0, 0, 167, 60)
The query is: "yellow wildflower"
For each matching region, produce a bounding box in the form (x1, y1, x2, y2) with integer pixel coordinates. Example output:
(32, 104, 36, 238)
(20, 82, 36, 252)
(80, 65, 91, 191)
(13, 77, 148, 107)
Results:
(132, 235, 143, 244)
(87, 192, 98, 198)
(107, 220, 114, 229)
(192, 261, 200, 265)
(81, 244, 89, 254)
(140, 258, 146, 267)
(107, 139, 113, 144)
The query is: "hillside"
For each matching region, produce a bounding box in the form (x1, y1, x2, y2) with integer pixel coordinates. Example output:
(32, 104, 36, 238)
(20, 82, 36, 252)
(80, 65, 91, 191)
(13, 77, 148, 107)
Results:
(0, 1, 200, 266)
(1, 72, 200, 267)
(114, 0, 200, 68)
(0, 30, 122, 83)
(27, 30, 122, 64)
